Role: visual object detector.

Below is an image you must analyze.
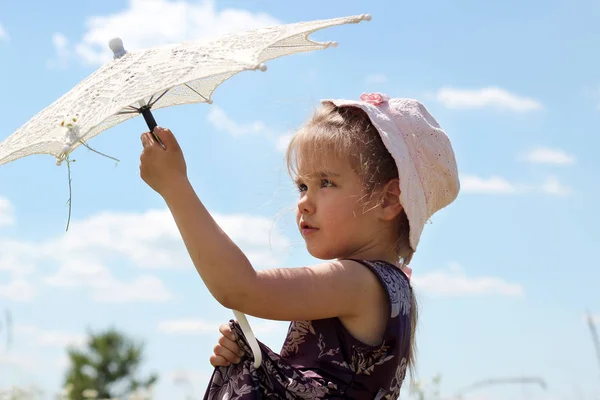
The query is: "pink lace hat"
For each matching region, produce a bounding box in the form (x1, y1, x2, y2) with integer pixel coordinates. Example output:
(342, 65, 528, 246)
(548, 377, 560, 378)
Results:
(321, 93, 460, 264)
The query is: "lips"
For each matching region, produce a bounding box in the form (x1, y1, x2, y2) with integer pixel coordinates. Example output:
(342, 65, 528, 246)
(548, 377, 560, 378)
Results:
(300, 221, 319, 236)
(300, 221, 315, 229)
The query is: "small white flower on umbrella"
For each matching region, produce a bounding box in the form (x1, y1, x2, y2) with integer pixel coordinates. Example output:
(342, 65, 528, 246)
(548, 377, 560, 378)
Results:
(60, 114, 80, 128)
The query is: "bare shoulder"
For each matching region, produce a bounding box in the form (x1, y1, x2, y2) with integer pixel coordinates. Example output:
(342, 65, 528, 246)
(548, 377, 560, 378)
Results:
(225, 259, 387, 323)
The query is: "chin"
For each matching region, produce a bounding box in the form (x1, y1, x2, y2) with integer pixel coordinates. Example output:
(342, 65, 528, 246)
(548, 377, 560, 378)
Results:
(306, 245, 344, 261)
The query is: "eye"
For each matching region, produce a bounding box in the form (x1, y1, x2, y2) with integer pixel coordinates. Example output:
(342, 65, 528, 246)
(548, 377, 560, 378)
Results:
(297, 183, 308, 192)
(321, 179, 336, 188)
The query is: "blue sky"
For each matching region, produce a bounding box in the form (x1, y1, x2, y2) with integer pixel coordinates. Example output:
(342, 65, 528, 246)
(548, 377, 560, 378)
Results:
(0, 0, 599, 399)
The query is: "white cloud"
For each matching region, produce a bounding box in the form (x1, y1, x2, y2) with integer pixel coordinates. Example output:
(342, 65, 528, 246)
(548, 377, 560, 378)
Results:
(0, 279, 35, 302)
(460, 175, 518, 194)
(171, 368, 211, 382)
(0, 23, 8, 42)
(159, 318, 216, 334)
(1, 207, 289, 302)
(276, 133, 293, 153)
(0, 352, 37, 370)
(50, 209, 189, 270)
(53, 0, 280, 66)
(45, 208, 289, 270)
(0, 239, 38, 278)
(95, 274, 173, 303)
(170, 369, 212, 394)
(0, 196, 14, 227)
(46, 33, 70, 69)
(365, 73, 388, 84)
(207, 106, 294, 153)
(522, 147, 575, 165)
(460, 174, 571, 197)
(207, 106, 267, 137)
(44, 258, 173, 303)
(541, 176, 571, 196)
(412, 263, 524, 297)
(435, 87, 543, 112)
(14, 324, 86, 348)
(210, 213, 292, 267)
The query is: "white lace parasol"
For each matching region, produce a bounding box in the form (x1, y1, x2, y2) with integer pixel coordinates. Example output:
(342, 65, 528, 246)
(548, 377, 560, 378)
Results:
(0, 13, 373, 369)
(0, 14, 371, 167)
(0, 13, 372, 370)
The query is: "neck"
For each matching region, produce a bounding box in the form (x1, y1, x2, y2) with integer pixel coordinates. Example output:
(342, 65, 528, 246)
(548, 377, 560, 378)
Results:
(338, 241, 401, 266)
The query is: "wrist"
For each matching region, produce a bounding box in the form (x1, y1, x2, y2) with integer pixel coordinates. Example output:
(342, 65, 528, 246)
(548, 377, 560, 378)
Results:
(160, 176, 192, 202)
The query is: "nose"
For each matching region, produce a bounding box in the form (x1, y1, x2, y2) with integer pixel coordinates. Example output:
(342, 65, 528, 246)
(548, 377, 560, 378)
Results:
(297, 192, 315, 215)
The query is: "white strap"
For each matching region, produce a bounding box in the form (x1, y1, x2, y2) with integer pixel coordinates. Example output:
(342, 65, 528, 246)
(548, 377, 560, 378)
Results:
(232, 310, 262, 369)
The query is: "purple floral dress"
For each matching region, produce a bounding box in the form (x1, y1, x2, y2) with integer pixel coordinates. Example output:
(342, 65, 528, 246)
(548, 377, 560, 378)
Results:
(203, 259, 412, 399)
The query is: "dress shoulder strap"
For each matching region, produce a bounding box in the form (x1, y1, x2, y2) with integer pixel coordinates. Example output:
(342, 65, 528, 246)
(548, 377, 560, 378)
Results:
(348, 259, 412, 319)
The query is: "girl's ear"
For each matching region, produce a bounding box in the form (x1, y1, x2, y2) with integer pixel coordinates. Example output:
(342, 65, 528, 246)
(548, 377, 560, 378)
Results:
(379, 179, 404, 221)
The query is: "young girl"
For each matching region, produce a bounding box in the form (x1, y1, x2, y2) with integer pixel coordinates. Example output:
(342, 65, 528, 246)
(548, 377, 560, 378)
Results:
(139, 92, 460, 399)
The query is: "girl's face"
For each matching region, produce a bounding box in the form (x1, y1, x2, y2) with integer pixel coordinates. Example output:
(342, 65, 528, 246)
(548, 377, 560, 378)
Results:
(294, 155, 391, 261)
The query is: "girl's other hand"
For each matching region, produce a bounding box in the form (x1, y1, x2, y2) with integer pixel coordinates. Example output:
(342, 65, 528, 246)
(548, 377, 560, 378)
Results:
(209, 323, 245, 367)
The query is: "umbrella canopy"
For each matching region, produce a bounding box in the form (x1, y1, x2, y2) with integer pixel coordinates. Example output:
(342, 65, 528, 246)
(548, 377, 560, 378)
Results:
(0, 14, 370, 167)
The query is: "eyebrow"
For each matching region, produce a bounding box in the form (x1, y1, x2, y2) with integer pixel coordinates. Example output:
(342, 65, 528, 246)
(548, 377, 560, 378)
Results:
(317, 171, 341, 177)
(294, 171, 341, 184)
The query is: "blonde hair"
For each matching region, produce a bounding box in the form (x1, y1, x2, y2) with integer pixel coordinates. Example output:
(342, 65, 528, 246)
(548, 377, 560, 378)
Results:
(285, 102, 419, 380)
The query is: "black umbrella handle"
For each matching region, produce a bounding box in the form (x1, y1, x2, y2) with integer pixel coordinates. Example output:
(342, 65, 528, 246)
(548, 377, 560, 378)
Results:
(140, 107, 166, 149)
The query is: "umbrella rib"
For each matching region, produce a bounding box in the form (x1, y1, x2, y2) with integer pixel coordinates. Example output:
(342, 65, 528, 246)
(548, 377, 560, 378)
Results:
(148, 89, 170, 108)
(183, 84, 210, 102)
(115, 88, 170, 116)
(116, 110, 141, 115)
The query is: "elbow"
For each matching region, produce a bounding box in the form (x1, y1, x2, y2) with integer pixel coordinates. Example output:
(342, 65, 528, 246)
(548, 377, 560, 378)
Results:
(212, 278, 255, 311)
(213, 287, 235, 309)
(214, 288, 249, 311)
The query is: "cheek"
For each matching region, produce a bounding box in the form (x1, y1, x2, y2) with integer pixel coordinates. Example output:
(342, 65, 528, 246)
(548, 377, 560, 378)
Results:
(326, 203, 358, 226)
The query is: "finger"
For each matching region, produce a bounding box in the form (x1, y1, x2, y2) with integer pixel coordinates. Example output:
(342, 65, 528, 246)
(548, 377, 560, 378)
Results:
(154, 127, 179, 150)
(218, 335, 244, 357)
(140, 132, 156, 148)
(140, 132, 150, 148)
(145, 131, 158, 145)
(213, 344, 242, 364)
(219, 324, 236, 341)
(219, 324, 245, 356)
(209, 354, 230, 367)
(218, 324, 244, 356)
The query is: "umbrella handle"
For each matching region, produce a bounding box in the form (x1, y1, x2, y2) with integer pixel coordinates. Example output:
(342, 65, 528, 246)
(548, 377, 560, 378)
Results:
(232, 309, 262, 369)
(140, 107, 166, 149)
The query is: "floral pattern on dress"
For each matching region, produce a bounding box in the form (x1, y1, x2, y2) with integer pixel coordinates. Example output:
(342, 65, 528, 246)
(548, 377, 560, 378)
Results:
(368, 261, 412, 317)
(280, 320, 315, 358)
(350, 344, 394, 375)
(317, 333, 340, 359)
(388, 357, 408, 399)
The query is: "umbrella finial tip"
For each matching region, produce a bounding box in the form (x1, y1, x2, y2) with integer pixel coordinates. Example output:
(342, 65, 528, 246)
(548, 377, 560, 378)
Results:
(109, 37, 127, 58)
(109, 37, 123, 50)
(258, 63, 267, 72)
(362, 14, 372, 21)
